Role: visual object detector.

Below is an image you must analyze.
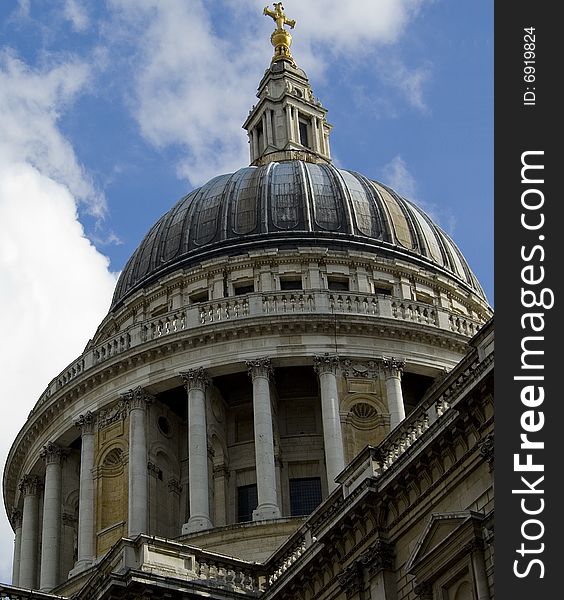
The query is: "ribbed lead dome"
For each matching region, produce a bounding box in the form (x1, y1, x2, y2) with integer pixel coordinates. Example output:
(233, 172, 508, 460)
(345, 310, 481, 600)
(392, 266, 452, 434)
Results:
(112, 161, 484, 308)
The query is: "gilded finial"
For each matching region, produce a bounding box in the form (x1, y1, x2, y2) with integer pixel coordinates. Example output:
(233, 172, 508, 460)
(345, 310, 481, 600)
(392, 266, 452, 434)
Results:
(264, 3, 297, 67)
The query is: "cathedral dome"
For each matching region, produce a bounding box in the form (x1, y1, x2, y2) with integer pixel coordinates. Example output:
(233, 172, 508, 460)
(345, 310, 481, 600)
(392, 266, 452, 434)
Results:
(112, 161, 484, 309)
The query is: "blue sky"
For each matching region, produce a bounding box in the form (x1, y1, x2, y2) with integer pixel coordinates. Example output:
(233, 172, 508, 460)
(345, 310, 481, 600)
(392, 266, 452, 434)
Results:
(0, 0, 492, 583)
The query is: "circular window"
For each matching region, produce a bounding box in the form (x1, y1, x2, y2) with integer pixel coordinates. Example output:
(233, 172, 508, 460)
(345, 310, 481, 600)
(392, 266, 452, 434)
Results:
(157, 416, 171, 437)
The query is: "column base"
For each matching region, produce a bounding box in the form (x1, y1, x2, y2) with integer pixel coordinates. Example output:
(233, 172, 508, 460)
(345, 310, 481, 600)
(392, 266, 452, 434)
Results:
(182, 516, 213, 534)
(253, 504, 281, 521)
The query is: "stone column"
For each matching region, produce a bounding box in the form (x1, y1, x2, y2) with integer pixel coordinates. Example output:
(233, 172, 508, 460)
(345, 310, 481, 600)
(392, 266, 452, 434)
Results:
(123, 387, 153, 538)
(286, 106, 294, 143)
(18, 475, 43, 590)
(265, 109, 274, 146)
(381, 358, 406, 429)
(72, 412, 95, 573)
(11, 508, 23, 587)
(180, 368, 213, 533)
(468, 540, 491, 600)
(312, 117, 320, 152)
(314, 355, 345, 491)
(252, 129, 259, 162)
(246, 358, 281, 520)
(39, 443, 66, 591)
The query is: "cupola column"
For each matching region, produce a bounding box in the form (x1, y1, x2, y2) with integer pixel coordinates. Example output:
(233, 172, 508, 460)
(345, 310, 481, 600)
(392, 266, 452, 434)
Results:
(72, 412, 96, 573)
(39, 443, 66, 591)
(18, 475, 43, 590)
(180, 368, 213, 533)
(123, 387, 153, 538)
(10, 508, 23, 587)
(381, 358, 406, 429)
(314, 355, 345, 491)
(246, 358, 281, 520)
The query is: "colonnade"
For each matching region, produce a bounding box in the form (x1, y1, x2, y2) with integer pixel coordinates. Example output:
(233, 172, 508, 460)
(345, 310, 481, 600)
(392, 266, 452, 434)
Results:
(11, 356, 406, 590)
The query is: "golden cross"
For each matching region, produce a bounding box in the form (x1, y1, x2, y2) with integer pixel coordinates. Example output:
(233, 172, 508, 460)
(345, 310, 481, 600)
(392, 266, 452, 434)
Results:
(263, 3, 296, 32)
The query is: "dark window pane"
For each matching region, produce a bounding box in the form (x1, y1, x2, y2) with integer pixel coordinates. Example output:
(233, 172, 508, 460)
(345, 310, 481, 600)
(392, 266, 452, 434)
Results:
(234, 283, 254, 296)
(280, 278, 302, 291)
(289, 477, 322, 516)
(238, 484, 258, 522)
(299, 121, 309, 148)
(328, 278, 349, 291)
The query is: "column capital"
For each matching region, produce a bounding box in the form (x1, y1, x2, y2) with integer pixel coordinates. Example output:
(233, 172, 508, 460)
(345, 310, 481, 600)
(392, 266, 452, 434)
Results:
(10, 507, 23, 529)
(121, 386, 154, 412)
(246, 357, 273, 380)
(180, 367, 209, 392)
(380, 356, 406, 377)
(18, 474, 43, 497)
(74, 411, 96, 435)
(40, 442, 69, 466)
(313, 354, 340, 376)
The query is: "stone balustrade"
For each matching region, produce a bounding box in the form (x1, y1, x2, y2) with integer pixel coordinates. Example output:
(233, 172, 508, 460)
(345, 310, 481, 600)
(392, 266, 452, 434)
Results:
(32, 290, 484, 410)
(267, 537, 308, 586)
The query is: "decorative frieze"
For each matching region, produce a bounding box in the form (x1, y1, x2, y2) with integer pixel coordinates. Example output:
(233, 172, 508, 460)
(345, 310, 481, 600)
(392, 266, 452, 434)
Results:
(313, 354, 340, 376)
(18, 474, 43, 497)
(180, 367, 209, 392)
(340, 358, 378, 379)
(246, 357, 273, 380)
(97, 401, 127, 430)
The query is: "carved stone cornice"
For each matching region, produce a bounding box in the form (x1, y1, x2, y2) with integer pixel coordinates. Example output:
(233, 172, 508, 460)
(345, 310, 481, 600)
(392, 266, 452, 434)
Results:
(10, 508, 22, 529)
(121, 386, 154, 412)
(313, 354, 340, 376)
(180, 367, 209, 392)
(18, 474, 43, 497)
(246, 357, 273, 380)
(380, 357, 406, 378)
(359, 540, 394, 575)
(479, 433, 494, 470)
(74, 411, 96, 435)
(414, 582, 433, 600)
(337, 562, 363, 598)
(40, 442, 69, 466)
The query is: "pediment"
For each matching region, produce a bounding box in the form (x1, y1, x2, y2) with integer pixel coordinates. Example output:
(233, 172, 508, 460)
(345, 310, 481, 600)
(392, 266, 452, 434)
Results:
(407, 511, 484, 576)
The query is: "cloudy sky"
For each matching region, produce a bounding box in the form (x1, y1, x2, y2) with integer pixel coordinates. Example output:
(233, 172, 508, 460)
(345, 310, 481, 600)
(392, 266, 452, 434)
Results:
(0, 0, 493, 583)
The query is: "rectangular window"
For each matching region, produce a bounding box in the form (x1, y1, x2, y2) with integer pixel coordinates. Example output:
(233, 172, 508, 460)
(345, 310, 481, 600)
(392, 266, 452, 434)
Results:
(289, 477, 322, 516)
(373, 284, 392, 296)
(328, 277, 349, 292)
(234, 282, 255, 296)
(280, 277, 302, 291)
(189, 290, 209, 304)
(299, 121, 310, 148)
(237, 484, 258, 522)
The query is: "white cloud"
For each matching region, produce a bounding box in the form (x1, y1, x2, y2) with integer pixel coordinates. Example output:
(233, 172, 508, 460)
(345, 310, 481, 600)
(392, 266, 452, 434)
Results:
(381, 155, 418, 199)
(381, 154, 456, 234)
(0, 52, 117, 583)
(0, 50, 104, 217)
(63, 0, 90, 32)
(106, 1, 429, 187)
(377, 56, 432, 112)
